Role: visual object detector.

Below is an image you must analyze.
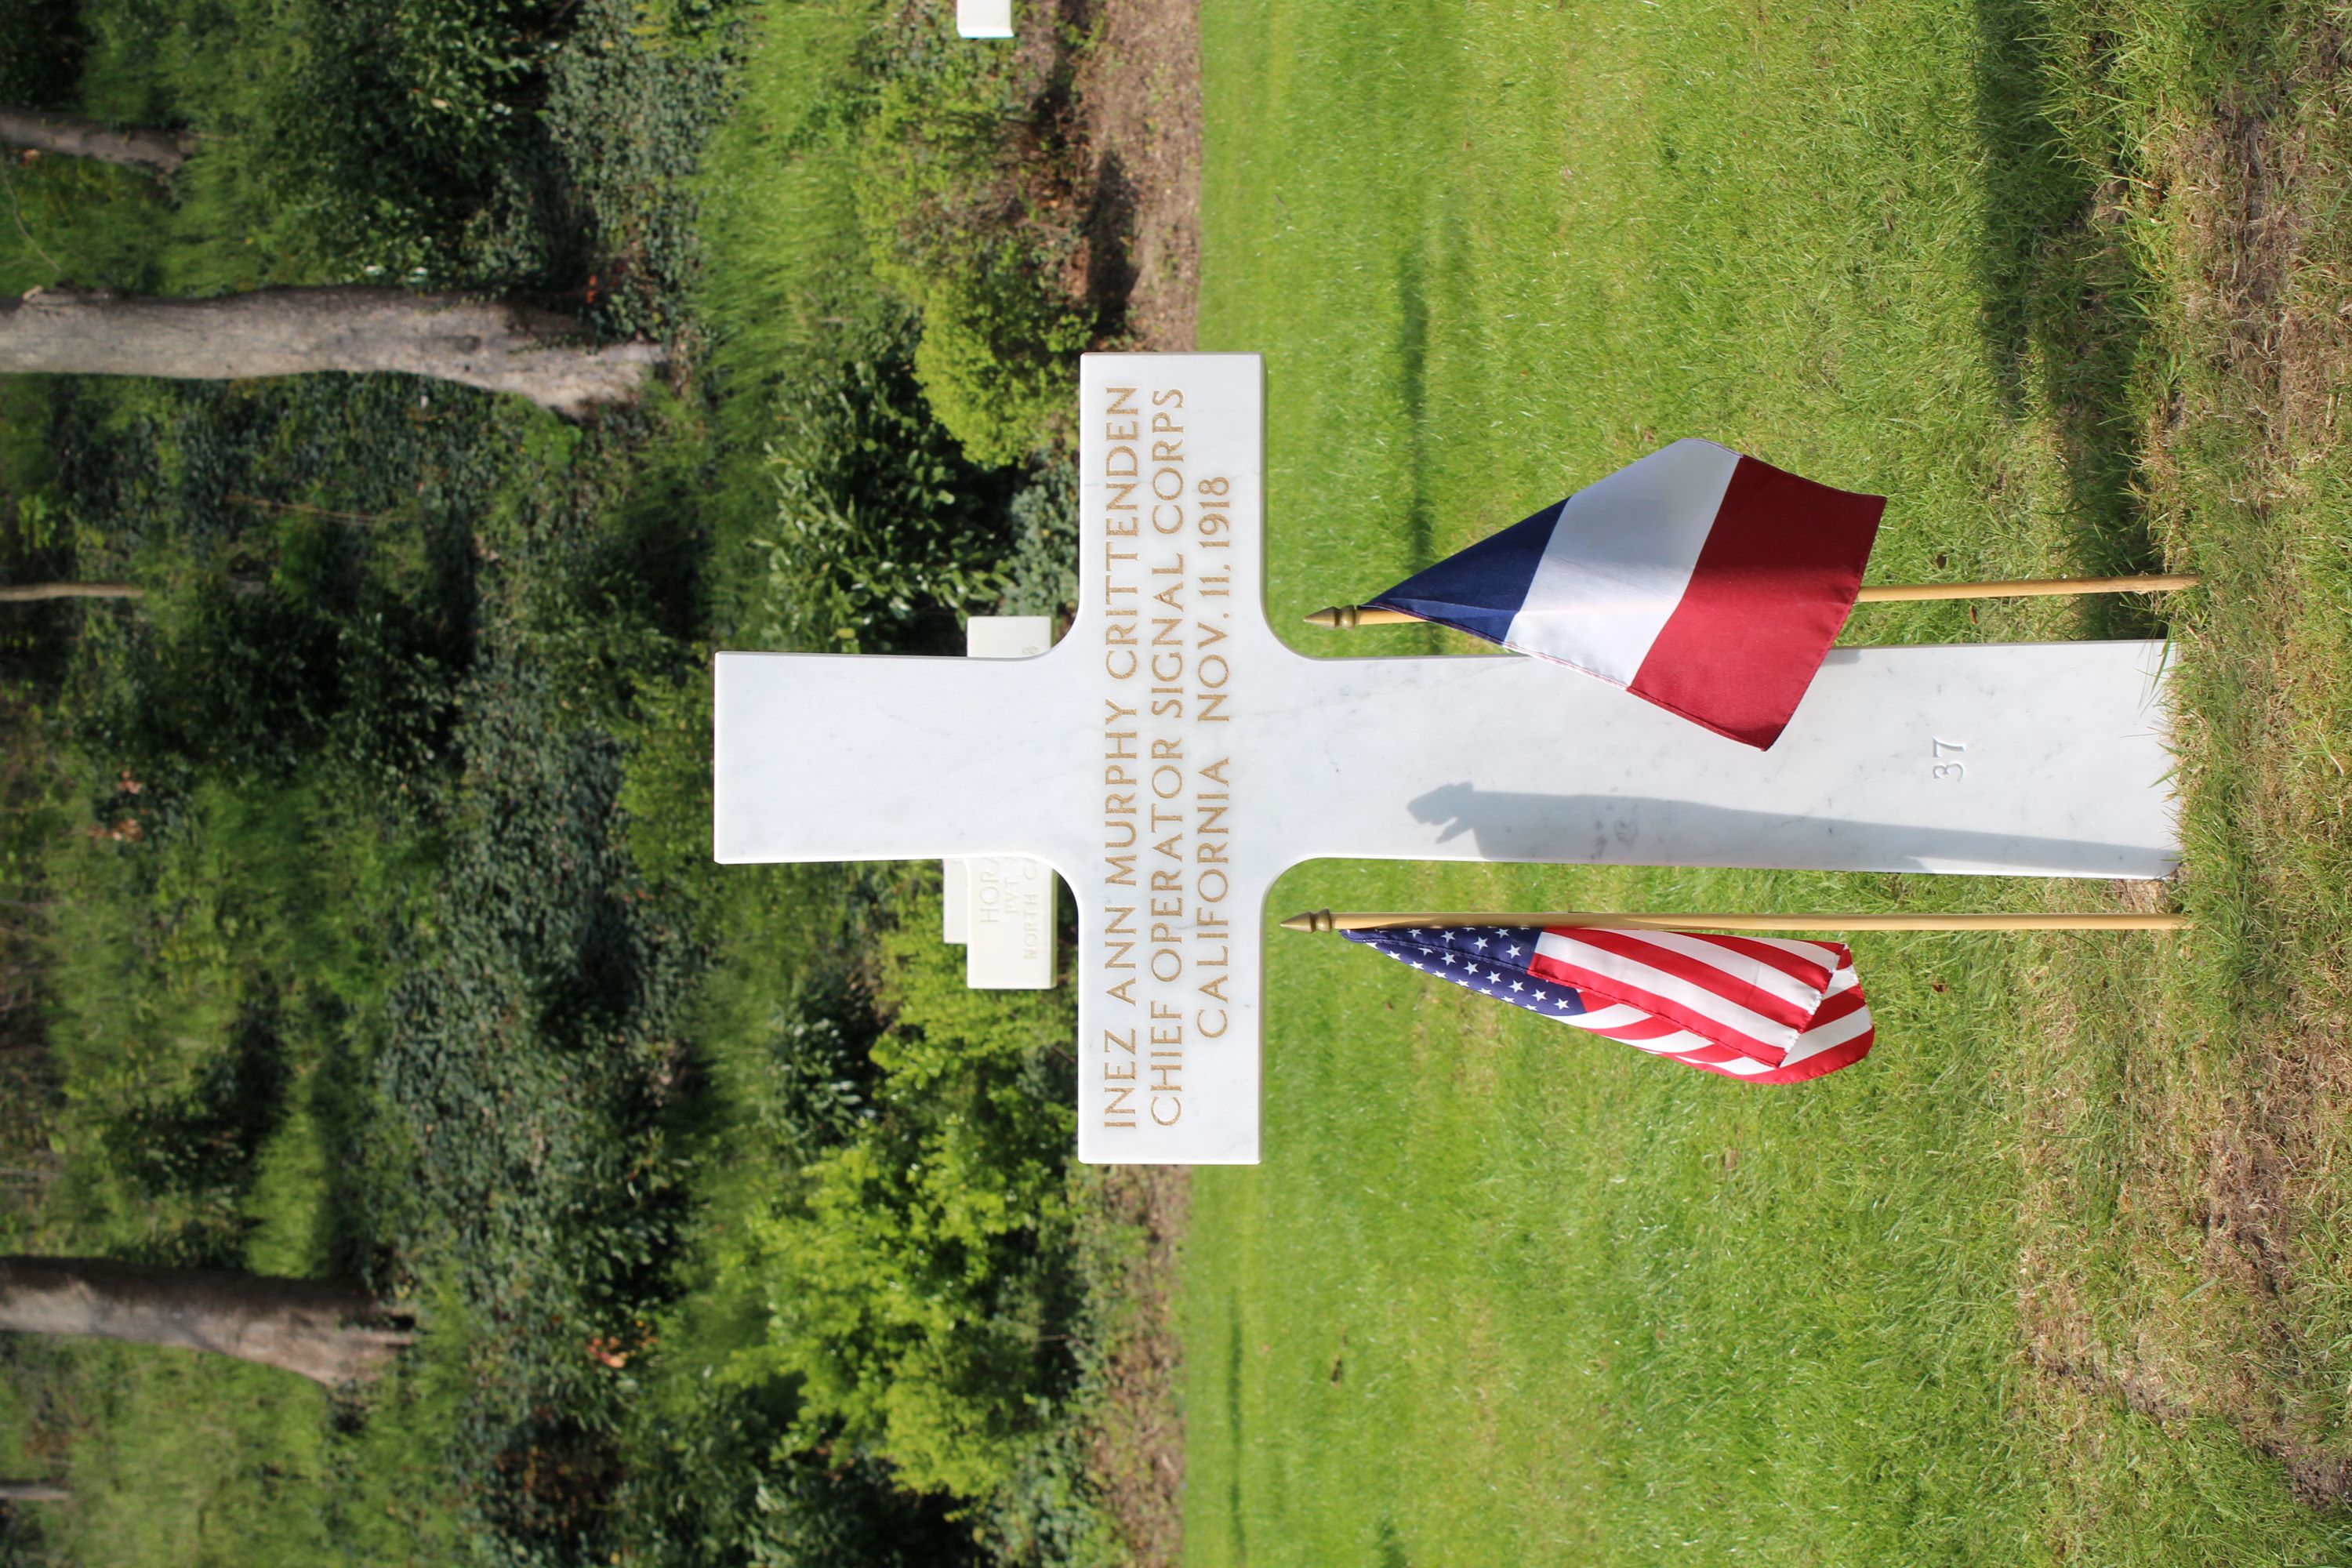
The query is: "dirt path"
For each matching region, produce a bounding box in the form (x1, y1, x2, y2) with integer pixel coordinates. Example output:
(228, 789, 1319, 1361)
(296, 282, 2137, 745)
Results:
(1074, 0, 1202, 350)
(1063, 13, 1200, 1559)
(1083, 1165, 1190, 1568)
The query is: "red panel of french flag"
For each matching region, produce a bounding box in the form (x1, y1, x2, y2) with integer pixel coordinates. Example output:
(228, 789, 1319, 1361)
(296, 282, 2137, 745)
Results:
(1366, 440, 1886, 749)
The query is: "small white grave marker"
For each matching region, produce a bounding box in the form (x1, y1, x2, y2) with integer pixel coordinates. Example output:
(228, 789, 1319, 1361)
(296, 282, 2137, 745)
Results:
(964, 615, 1051, 661)
(956, 0, 1012, 38)
(967, 855, 1055, 988)
(716, 354, 2181, 1166)
(942, 616, 1058, 988)
(941, 858, 969, 943)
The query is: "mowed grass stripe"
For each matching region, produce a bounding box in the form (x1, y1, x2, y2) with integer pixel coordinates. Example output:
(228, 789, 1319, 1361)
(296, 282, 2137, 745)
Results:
(1185, 2, 2352, 1563)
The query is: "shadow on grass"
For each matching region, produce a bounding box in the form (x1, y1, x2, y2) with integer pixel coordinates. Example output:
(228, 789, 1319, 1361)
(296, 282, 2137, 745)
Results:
(1085, 147, 1142, 332)
(107, 1002, 291, 1268)
(1397, 245, 1436, 571)
(1391, 191, 1477, 564)
(1972, 0, 2169, 641)
(1226, 1299, 1248, 1564)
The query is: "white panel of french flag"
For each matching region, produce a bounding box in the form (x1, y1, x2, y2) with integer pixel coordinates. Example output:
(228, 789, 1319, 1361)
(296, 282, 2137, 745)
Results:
(1367, 439, 1884, 749)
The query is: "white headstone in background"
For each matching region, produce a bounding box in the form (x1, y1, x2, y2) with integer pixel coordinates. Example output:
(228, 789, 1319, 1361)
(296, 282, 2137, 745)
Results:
(943, 616, 1058, 988)
(956, 0, 1012, 38)
(965, 615, 1051, 661)
(942, 858, 970, 943)
(716, 353, 2181, 1166)
(967, 855, 1055, 989)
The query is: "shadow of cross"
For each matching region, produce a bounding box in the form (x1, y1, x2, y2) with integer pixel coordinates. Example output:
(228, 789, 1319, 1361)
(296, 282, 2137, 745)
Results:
(714, 354, 2179, 1165)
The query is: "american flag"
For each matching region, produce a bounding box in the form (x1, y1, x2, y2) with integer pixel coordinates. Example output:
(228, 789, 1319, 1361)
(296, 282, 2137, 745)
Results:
(1342, 924, 1874, 1082)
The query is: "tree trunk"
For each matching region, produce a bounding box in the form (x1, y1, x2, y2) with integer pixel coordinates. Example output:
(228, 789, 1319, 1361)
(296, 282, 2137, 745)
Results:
(0, 1480, 68, 1504)
(0, 289, 663, 418)
(0, 582, 143, 603)
(0, 109, 194, 176)
(0, 1256, 412, 1388)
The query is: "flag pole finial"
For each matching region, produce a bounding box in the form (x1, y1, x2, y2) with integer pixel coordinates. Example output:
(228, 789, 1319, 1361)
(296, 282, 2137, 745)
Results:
(1305, 604, 1420, 629)
(1280, 909, 1335, 933)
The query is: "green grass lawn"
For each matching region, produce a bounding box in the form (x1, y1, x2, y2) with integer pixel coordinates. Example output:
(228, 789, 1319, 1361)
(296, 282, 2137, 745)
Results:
(1185, 1, 2352, 1563)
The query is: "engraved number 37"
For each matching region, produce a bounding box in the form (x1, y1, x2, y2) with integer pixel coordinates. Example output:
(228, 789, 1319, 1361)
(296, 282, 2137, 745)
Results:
(1931, 737, 1967, 780)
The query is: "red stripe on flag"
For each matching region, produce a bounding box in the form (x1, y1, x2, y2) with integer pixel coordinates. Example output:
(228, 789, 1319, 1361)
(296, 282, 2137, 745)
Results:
(1747, 1028, 1874, 1083)
(1668, 1044, 1748, 1065)
(1753, 982, 1875, 1081)
(1673, 1034, 1871, 1082)
(1685, 931, 1848, 993)
(1784, 983, 1868, 1044)
(1584, 1014, 1686, 1043)
(1625, 454, 1884, 749)
(1528, 949, 1790, 1065)
(1542, 927, 1820, 1034)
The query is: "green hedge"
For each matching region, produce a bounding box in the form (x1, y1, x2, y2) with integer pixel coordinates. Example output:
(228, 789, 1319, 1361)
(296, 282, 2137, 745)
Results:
(752, 323, 1022, 652)
(703, 884, 1078, 1501)
(851, 4, 1098, 466)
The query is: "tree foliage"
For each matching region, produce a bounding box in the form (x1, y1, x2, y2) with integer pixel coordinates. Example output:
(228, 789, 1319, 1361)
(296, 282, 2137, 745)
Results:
(710, 887, 1078, 1501)
(0, 0, 1109, 1558)
(755, 321, 1021, 652)
(848, 4, 1098, 466)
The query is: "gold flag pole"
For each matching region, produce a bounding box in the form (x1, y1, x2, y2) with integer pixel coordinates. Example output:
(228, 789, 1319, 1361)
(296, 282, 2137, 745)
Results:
(1282, 909, 2188, 934)
(1851, 574, 2200, 602)
(1302, 604, 1436, 629)
(1304, 574, 2200, 630)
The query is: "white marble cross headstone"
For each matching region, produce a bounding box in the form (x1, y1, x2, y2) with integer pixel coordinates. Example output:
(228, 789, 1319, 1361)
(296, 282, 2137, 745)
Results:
(716, 354, 2179, 1165)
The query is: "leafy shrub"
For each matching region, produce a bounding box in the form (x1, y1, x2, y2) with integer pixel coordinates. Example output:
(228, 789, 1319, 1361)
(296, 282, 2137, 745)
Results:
(909, 248, 1092, 466)
(49, 376, 485, 793)
(363, 648, 710, 1554)
(263, 0, 569, 282)
(540, 0, 743, 335)
(1000, 457, 1078, 619)
(753, 322, 1022, 652)
(719, 885, 1079, 1501)
(0, 0, 82, 107)
(610, 1367, 984, 1568)
(853, 4, 1097, 465)
(90, 1004, 289, 1266)
(615, 668, 718, 902)
(70, 0, 738, 299)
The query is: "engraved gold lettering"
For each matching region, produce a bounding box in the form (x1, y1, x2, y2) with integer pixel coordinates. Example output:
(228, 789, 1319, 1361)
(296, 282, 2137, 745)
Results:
(1097, 394, 1245, 1138)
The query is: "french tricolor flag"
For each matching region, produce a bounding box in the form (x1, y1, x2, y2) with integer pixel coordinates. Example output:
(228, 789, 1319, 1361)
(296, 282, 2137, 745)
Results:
(1367, 440, 1886, 749)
